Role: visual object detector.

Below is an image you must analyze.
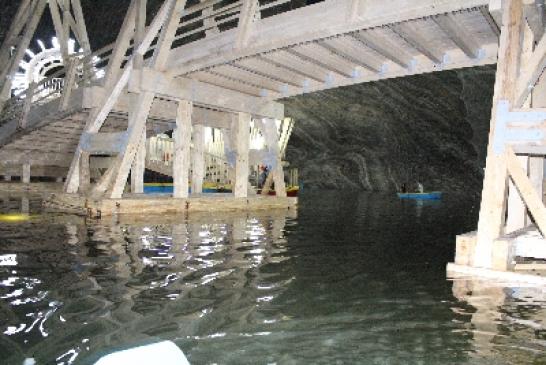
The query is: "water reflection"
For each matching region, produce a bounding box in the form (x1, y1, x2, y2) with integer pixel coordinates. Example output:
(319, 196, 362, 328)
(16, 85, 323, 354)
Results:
(451, 276, 546, 364)
(1, 192, 546, 364)
(0, 196, 295, 364)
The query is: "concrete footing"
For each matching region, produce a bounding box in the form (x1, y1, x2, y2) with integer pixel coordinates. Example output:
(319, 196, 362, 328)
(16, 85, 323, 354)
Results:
(44, 193, 298, 217)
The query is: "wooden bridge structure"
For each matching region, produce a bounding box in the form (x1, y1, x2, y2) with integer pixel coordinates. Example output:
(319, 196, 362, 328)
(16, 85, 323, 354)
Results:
(1, 0, 546, 274)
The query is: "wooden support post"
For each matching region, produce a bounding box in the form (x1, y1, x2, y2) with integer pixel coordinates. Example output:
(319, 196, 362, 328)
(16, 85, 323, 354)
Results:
(21, 197, 29, 214)
(19, 82, 36, 129)
(104, 0, 185, 198)
(65, 0, 177, 194)
(79, 151, 90, 192)
(506, 17, 532, 231)
(22, 163, 31, 184)
(59, 57, 78, 111)
(530, 156, 544, 200)
(474, 0, 524, 268)
(70, 0, 92, 56)
(109, 92, 155, 198)
(259, 118, 287, 197)
(506, 156, 528, 233)
(191, 124, 205, 194)
(203, 6, 219, 37)
(173, 100, 192, 198)
(131, 129, 146, 193)
(235, 0, 259, 49)
(134, 0, 147, 69)
(233, 112, 250, 197)
(49, 0, 70, 62)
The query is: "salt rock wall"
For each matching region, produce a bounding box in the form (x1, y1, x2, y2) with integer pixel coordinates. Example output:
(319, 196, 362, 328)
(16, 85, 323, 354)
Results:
(283, 66, 496, 193)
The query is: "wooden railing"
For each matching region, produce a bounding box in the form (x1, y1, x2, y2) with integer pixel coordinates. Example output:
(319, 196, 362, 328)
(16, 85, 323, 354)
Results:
(1, 0, 314, 130)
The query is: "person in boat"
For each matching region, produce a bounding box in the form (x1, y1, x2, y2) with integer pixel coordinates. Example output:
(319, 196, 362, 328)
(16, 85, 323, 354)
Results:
(400, 183, 408, 193)
(417, 182, 424, 193)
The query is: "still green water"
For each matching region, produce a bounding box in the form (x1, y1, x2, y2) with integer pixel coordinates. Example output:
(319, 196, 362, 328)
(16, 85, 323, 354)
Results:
(1, 191, 546, 365)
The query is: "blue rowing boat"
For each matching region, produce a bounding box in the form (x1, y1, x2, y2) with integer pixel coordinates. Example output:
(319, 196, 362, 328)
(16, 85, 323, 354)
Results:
(397, 191, 442, 200)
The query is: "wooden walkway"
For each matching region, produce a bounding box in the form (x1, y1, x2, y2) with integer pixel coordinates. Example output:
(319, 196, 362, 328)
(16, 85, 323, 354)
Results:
(0, 0, 499, 183)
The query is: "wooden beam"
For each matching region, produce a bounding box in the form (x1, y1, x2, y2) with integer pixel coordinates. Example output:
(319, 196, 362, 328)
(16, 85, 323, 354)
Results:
(167, 0, 490, 76)
(192, 107, 232, 129)
(259, 118, 286, 197)
(130, 129, 146, 193)
(102, 0, 137, 87)
(49, 0, 70, 62)
(19, 82, 36, 129)
(79, 151, 90, 192)
(233, 112, 250, 197)
(506, 147, 546, 236)
(173, 100, 192, 198)
(284, 47, 354, 78)
(59, 57, 79, 111)
(237, 58, 308, 86)
(206, 69, 281, 94)
(22, 163, 31, 184)
(235, 0, 259, 49)
(530, 155, 544, 202)
(151, 0, 185, 70)
(191, 124, 205, 194)
(475, 0, 524, 268)
(218, 64, 291, 92)
(65, 0, 176, 193)
(191, 71, 264, 97)
(129, 67, 285, 118)
(70, 0, 92, 56)
(350, 31, 410, 69)
(108, 0, 187, 198)
(480, 6, 501, 36)
(316, 39, 381, 73)
(506, 155, 528, 232)
(516, 28, 546, 107)
(524, 0, 545, 42)
(390, 23, 443, 64)
(134, 0, 147, 69)
(258, 54, 325, 83)
(433, 13, 482, 58)
(230, 62, 302, 88)
(107, 92, 156, 197)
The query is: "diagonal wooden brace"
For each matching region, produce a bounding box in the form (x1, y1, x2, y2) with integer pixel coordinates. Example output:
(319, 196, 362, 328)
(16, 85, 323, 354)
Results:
(506, 146, 546, 236)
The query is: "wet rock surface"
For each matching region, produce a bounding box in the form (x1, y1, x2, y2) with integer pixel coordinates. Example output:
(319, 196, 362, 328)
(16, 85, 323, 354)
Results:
(284, 66, 495, 193)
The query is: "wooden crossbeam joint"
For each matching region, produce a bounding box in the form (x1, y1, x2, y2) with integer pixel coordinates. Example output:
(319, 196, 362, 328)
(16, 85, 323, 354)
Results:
(492, 100, 546, 154)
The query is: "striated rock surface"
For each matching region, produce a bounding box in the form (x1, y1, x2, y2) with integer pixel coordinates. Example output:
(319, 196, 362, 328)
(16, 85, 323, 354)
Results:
(283, 66, 496, 193)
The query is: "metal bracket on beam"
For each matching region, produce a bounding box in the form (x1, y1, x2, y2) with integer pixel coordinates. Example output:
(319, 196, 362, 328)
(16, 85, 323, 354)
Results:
(493, 100, 546, 155)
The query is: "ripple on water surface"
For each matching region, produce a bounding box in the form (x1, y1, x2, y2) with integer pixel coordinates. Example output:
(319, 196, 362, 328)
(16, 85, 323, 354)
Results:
(0, 192, 546, 364)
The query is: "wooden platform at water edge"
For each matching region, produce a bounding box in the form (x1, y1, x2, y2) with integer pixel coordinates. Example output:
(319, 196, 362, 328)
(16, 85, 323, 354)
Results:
(44, 192, 297, 217)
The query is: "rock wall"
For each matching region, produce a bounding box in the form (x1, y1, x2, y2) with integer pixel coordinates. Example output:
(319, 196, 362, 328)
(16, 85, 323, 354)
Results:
(283, 66, 496, 193)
